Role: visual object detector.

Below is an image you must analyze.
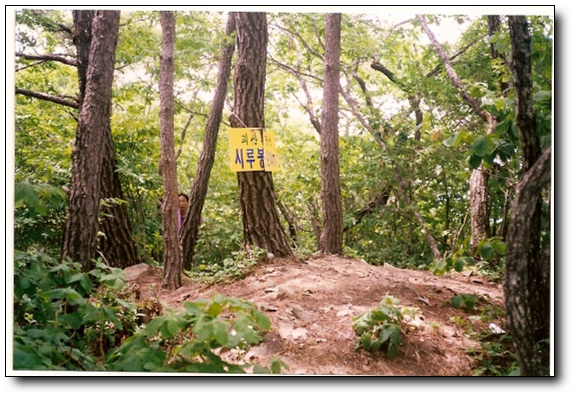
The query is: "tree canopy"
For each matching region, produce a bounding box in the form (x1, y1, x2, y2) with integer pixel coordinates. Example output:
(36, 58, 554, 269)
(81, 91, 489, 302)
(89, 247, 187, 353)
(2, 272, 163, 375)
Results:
(9, 6, 553, 376)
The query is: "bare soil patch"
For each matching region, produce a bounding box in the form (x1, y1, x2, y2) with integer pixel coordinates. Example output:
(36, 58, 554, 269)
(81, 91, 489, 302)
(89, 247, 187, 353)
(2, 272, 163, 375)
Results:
(128, 254, 505, 376)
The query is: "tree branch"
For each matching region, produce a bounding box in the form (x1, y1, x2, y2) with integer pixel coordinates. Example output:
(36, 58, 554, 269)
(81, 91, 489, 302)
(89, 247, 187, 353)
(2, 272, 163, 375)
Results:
(425, 38, 479, 78)
(417, 15, 491, 124)
(16, 52, 78, 67)
(268, 53, 323, 133)
(15, 88, 79, 109)
(271, 22, 324, 62)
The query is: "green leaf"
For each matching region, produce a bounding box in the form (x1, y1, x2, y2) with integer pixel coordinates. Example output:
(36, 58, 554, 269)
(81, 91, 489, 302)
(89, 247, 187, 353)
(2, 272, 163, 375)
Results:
(478, 241, 495, 259)
(144, 315, 167, 336)
(387, 341, 399, 359)
(442, 130, 466, 148)
(451, 295, 462, 309)
(103, 306, 123, 330)
(471, 135, 492, 157)
(58, 312, 83, 330)
(41, 288, 86, 306)
(377, 325, 392, 345)
(270, 357, 287, 374)
(534, 90, 551, 102)
(207, 302, 223, 317)
(252, 309, 271, 331)
(389, 326, 401, 346)
(458, 256, 475, 266)
(14, 181, 47, 216)
(212, 293, 228, 306)
(361, 332, 372, 349)
(453, 258, 465, 272)
(491, 240, 506, 256)
(253, 365, 271, 374)
(13, 345, 44, 370)
(193, 317, 214, 342)
(468, 154, 482, 169)
(212, 319, 229, 346)
(464, 295, 477, 310)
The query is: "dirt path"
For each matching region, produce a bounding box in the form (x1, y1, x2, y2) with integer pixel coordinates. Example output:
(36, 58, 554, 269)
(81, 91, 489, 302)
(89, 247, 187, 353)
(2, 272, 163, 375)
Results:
(128, 255, 505, 376)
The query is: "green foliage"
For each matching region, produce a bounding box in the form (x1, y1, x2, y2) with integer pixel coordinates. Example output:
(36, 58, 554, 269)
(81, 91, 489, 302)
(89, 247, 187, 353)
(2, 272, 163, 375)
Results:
(457, 303, 520, 376)
(13, 249, 281, 373)
(450, 294, 480, 311)
(352, 296, 420, 359)
(106, 293, 281, 373)
(13, 251, 138, 371)
(431, 255, 475, 275)
(188, 245, 266, 285)
(468, 333, 520, 376)
(13, 11, 553, 351)
(14, 180, 68, 252)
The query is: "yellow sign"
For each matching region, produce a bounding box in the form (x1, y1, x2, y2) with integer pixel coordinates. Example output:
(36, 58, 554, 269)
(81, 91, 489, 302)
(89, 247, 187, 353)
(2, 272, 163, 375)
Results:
(229, 128, 280, 172)
(263, 129, 279, 172)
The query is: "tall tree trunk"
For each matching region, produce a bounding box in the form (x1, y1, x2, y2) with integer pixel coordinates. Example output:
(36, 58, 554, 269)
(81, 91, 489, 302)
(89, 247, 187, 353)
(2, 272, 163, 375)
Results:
(159, 11, 182, 289)
(72, 10, 94, 103)
(72, 10, 140, 269)
(488, 15, 510, 95)
(181, 13, 236, 270)
(61, 11, 120, 271)
(319, 13, 343, 254)
(231, 12, 293, 258)
(504, 15, 550, 376)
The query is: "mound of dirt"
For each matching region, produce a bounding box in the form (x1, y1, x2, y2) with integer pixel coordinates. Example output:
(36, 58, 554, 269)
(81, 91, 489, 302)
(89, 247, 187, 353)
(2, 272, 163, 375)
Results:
(128, 254, 505, 376)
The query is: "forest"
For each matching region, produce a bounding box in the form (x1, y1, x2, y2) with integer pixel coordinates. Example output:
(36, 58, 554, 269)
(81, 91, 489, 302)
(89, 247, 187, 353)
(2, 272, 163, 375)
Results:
(9, 6, 553, 376)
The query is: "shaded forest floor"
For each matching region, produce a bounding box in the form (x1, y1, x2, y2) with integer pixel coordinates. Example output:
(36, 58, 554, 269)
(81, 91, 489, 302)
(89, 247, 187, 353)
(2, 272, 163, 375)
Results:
(127, 254, 505, 376)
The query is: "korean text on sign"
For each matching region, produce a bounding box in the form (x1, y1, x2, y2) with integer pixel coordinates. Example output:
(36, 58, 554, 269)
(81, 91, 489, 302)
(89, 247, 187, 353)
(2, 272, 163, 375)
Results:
(228, 128, 280, 172)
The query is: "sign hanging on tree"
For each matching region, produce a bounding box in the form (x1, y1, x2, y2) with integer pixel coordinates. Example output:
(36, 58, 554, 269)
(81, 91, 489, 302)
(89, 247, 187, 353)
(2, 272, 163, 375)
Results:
(228, 128, 280, 172)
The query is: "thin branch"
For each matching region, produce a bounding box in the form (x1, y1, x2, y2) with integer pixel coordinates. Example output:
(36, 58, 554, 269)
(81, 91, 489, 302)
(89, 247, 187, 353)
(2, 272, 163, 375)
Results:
(417, 15, 491, 124)
(352, 72, 374, 109)
(28, 9, 74, 37)
(425, 38, 479, 78)
(271, 22, 324, 62)
(176, 114, 194, 160)
(16, 88, 79, 109)
(269, 54, 322, 83)
(16, 52, 78, 67)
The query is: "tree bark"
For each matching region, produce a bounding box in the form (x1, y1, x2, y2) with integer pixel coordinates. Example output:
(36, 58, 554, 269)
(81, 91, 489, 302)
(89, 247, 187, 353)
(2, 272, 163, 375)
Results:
(504, 146, 551, 375)
(181, 13, 236, 270)
(61, 11, 121, 271)
(488, 15, 510, 95)
(158, 11, 183, 290)
(504, 15, 550, 376)
(72, 10, 95, 103)
(319, 13, 343, 254)
(72, 10, 140, 269)
(232, 12, 293, 258)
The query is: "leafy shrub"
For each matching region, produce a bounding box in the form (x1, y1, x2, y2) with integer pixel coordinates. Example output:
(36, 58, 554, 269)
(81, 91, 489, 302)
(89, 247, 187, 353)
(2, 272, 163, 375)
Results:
(188, 245, 266, 285)
(106, 293, 284, 374)
(13, 250, 283, 374)
(352, 296, 419, 359)
(13, 180, 68, 253)
(13, 251, 137, 371)
(467, 332, 520, 376)
(450, 294, 481, 311)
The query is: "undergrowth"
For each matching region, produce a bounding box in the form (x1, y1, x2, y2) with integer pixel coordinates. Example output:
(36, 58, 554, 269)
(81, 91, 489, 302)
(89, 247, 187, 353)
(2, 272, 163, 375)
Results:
(13, 250, 284, 374)
(352, 295, 420, 359)
(447, 293, 520, 376)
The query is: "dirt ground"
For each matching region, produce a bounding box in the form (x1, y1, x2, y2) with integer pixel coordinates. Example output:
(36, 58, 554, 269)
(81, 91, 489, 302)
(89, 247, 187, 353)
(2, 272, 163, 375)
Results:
(127, 254, 505, 376)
